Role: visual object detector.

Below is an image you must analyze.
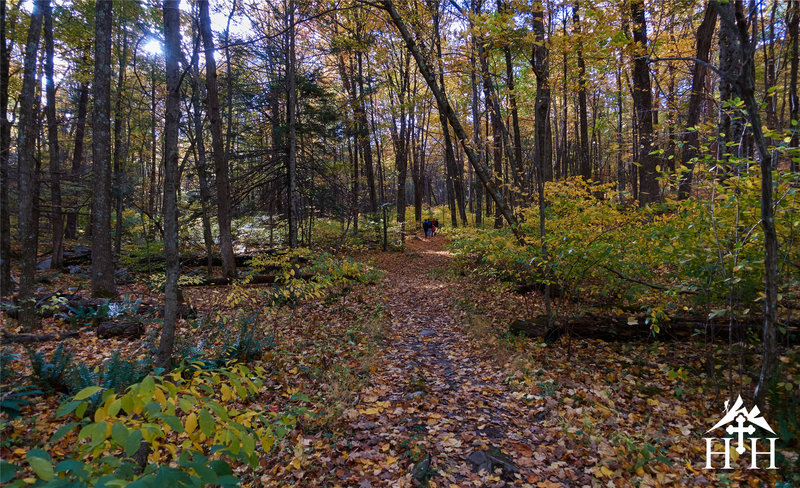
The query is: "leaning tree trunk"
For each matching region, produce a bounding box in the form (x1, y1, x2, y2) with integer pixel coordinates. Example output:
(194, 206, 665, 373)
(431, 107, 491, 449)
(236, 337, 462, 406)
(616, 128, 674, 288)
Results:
(17, 0, 45, 328)
(91, 0, 116, 297)
(156, 0, 182, 371)
(199, 0, 236, 276)
(379, 0, 525, 244)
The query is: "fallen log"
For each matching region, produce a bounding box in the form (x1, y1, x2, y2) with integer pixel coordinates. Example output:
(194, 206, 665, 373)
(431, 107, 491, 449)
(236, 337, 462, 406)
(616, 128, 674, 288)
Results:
(1, 331, 80, 344)
(184, 272, 314, 287)
(97, 321, 144, 339)
(509, 314, 799, 344)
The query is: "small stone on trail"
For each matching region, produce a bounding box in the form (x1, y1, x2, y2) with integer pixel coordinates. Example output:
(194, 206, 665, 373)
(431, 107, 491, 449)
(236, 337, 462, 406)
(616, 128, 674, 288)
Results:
(37, 259, 52, 270)
(467, 448, 519, 479)
(406, 390, 425, 400)
(420, 329, 435, 337)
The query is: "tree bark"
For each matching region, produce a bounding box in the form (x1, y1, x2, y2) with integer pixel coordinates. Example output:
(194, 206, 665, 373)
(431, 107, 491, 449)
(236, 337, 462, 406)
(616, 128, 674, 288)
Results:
(468, 9, 483, 226)
(17, 0, 45, 328)
(44, 2, 63, 270)
(199, 0, 236, 276)
(65, 80, 88, 239)
(0, 0, 10, 295)
(379, 0, 525, 244)
(531, 0, 552, 199)
(629, 0, 659, 205)
(357, 49, 378, 214)
(190, 32, 215, 274)
(573, 1, 591, 181)
(431, 0, 460, 227)
(677, 2, 717, 199)
(113, 23, 129, 258)
(156, 0, 182, 371)
(286, 0, 299, 247)
(91, 0, 116, 297)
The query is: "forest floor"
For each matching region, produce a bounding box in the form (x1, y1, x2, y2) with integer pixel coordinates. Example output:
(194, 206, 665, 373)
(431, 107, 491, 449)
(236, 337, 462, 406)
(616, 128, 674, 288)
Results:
(1, 236, 796, 486)
(253, 236, 791, 487)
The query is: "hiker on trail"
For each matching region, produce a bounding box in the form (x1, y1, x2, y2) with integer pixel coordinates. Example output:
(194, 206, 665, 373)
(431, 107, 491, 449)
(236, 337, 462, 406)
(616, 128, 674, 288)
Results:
(423, 219, 431, 238)
(431, 219, 438, 237)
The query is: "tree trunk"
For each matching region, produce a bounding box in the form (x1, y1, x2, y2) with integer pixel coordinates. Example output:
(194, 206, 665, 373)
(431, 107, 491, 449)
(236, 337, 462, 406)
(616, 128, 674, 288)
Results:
(286, 0, 299, 247)
(190, 32, 215, 274)
(91, 0, 116, 297)
(430, 1, 460, 227)
(17, 0, 45, 328)
(629, 0, 659, 205)
(357, 50, 378, 213)
(44, 2, 63, 269)
(0, 0, 10, 295)
(199, 0, 236, 276)
(380, 0, 525, 244)
(573, 1, 591, 181)
(65, 80, 88, 239)
(469, 11, 483, 226)
(113, 24, 129, 258)
(156, 0, 181, 371)
(678, 2, 717, 199)
(531, 0, 552, 199)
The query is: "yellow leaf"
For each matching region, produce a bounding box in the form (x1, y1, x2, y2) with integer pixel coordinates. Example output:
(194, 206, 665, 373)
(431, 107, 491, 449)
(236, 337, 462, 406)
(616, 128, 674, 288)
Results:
(185, 413, 197, 434)
(600, 466, 614, 477)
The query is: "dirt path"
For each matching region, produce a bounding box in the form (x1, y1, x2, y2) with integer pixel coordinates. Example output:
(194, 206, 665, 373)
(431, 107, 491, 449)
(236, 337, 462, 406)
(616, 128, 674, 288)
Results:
(319, 236, 575, 487)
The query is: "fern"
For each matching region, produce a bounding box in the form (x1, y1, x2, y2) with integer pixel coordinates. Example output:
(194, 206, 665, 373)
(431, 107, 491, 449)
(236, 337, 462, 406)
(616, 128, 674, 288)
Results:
(28, 344, 75, 393)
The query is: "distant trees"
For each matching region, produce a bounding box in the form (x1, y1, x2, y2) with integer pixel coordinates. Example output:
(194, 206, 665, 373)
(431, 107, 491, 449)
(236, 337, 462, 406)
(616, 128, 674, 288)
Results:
(0, 0, 796, 384)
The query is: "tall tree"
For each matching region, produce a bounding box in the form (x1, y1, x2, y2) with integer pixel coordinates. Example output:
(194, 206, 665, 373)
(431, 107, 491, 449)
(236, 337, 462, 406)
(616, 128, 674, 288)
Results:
(44, 0, 63, 269)
(286, 0, 299, 247)
(431, 0, 461, 227)
(530, 0, 552, 189)
(189, 26, 215, 274)
(629, 0, 659, 205)
(0, 0, 12, 295)
(573, 1, 591, 181)
(17, 0, 45, 328)
(677, 2, 717, 199)
(92, 0, 117, 297)
(199, 0, 237, 274)
(712, 0, 780, 408)
(156, 0, 181, 370)
(113, 21, 130, 257)
(65, 79, 89, 239)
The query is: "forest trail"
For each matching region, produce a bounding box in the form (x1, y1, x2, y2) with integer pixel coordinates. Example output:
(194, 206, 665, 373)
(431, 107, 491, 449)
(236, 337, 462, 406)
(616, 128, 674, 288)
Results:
(313, 236, 578, 487)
